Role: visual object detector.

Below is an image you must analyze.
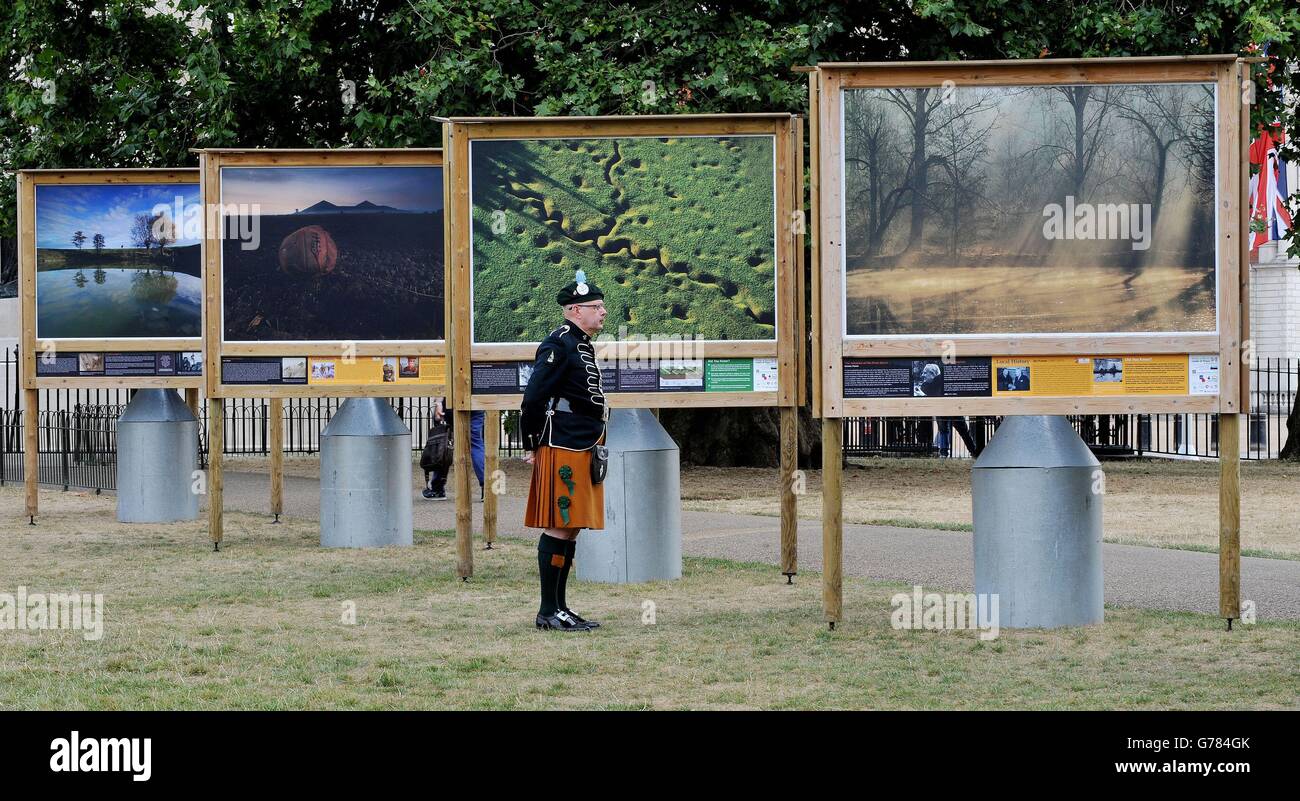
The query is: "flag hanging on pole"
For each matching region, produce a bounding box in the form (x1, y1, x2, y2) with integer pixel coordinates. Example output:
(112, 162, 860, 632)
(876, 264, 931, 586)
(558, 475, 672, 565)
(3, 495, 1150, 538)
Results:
(1250, 126, 1294, 255)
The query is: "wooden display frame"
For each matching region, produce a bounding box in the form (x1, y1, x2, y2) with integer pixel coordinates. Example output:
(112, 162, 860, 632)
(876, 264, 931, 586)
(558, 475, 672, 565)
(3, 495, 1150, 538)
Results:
(442, 114, 802, 412)
(442, 114, 804, 579)
(809, 56, 1250, 629)
(17, 168, 203, 524)
(18, 168, 204, 391)
(198, 148, 447, 399)
(811, 56, 1248, 420)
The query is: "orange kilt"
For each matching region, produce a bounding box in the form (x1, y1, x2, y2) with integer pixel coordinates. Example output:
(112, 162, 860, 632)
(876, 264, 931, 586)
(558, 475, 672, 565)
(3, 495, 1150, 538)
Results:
(525, 444, 605, 530)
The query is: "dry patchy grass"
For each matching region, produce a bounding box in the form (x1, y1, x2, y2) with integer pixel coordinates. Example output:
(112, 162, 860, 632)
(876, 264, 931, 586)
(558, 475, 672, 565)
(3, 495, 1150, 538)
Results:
(1, 486, 1296, 710)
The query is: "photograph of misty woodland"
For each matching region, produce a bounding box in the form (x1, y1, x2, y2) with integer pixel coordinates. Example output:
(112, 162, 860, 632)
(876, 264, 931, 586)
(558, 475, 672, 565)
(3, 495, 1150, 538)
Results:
(842, 82, 1218, 336)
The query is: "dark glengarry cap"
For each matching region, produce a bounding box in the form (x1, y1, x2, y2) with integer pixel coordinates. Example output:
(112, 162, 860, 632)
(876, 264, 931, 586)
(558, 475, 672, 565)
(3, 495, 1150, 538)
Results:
(556, 269, 604, 306)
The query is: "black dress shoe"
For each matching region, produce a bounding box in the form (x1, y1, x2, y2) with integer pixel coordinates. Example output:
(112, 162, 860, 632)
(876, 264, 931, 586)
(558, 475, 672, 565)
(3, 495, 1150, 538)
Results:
(535, 610, 591, 631)
(563, 608, 600, 628)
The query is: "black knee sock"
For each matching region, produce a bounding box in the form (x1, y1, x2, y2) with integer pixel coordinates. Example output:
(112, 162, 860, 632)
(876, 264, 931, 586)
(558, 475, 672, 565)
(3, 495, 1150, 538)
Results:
(557, 539, 577, 612)
(537, 534, 568, 617)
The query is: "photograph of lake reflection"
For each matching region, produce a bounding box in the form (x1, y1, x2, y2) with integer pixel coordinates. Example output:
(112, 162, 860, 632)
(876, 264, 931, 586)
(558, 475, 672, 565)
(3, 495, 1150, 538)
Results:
(35, 183, 202, 339)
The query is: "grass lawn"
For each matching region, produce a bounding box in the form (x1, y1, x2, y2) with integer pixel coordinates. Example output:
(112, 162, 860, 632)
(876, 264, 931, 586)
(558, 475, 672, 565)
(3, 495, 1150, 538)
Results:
(2, 486, 1297, 710)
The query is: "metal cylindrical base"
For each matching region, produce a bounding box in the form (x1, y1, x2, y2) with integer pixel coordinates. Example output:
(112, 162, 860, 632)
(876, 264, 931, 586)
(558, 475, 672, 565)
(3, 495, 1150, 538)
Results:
(320, 398, 412, 548)
(972, 416, 1103, 629)
(576, 408, 681, 583)
(117, 390, 200, 523)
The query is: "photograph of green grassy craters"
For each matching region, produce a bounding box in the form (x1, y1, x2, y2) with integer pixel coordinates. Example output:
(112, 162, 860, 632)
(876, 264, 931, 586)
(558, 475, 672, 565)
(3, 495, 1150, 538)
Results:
(471, 135, 777, 342)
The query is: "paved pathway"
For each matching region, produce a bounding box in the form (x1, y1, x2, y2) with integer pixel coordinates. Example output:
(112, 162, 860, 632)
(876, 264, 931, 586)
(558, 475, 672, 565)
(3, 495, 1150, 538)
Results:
(214, 470, 1300, 621)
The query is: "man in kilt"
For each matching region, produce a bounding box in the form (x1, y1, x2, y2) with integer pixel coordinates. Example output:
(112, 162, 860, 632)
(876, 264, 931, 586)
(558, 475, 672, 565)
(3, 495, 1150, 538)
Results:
(521, 270, 609, 632)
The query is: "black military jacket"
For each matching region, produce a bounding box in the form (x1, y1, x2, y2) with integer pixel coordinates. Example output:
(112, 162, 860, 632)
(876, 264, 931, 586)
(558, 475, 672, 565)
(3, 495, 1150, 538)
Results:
(520, 322, 608, 451)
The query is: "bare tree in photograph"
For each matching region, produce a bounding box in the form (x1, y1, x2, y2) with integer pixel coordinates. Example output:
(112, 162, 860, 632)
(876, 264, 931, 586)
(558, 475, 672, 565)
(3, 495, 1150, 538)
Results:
(849, 87, 999, 260)
(72, 230, 86, 249)
(131, 213, 157, 251)
(1183, 85, 1218, 197)
(881, 87, 948, 252)
(1111, 85, 1201, 233)
(844, 93, 905, 258)
(1037, 85, 1118, 200)
(928, 99, 997, 262)
(92, 233, 105, 252)
(986, 125, 1058, 252)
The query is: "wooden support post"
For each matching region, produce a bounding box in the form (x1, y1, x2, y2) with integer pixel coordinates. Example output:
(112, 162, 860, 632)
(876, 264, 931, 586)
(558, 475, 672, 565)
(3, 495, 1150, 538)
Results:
(184, 388, 200, 418)
(1219, 412, 1241, 626)
(23, 388, 38, 524)
(780, 405, 798, 581)
(268, 398, 284, 523)
(821, 417, 842, 627)
(454, 408, 474, 578)
(208, 397, 224, 550)
(483, 410, 500, 548)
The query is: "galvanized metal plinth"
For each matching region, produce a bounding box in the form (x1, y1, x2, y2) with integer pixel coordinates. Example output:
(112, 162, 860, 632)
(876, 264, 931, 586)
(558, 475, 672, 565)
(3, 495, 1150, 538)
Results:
(972, 415, 1104, 629)
(117, 389, 200, 523)
(575, 408, 681, 583)
(320, 398, 413, 548)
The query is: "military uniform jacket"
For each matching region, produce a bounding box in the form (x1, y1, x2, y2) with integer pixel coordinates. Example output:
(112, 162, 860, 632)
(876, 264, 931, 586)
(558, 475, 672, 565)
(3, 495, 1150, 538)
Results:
(520, 322, 608, 451)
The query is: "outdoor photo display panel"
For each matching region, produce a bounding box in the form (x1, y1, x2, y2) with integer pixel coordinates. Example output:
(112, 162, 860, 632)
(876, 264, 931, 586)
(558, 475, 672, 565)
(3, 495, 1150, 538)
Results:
(202, 150, 446, 398)
(813, 57, 1247, 417)
(19, 169, 204, 389)
(445, 115, 800, 411)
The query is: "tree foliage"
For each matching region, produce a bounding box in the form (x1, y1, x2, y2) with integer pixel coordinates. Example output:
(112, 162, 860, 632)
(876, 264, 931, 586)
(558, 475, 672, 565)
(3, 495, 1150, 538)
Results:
(7, 0, 1297, 241)
(4, 0, 1299, 462)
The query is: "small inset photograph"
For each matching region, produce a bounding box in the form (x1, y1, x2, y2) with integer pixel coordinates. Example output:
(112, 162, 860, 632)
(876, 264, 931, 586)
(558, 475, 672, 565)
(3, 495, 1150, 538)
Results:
(659, 359, 704, 389)
(997, 366, 1031, 392)
(312, 360, 336, 381)
(911, 360, 943, 397)
(78, 353, 104, 373)
(382, 358, 397, 383)
(518, 363, 534, 389)
(400, 356, 420, 378)
(281, 357, 307, 380)
(179, 351, 203, 374)
(1093, 357, 1123, 383)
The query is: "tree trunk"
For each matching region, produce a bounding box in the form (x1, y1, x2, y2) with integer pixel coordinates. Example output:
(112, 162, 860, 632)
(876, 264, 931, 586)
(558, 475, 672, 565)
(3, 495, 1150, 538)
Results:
(906, 88, 930, 250)
(1073, 86, 1089, 198)
(1281, 390, 1300, 461)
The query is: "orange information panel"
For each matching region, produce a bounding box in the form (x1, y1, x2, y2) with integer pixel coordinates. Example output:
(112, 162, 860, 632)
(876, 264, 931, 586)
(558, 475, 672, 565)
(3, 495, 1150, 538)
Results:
(307, 356, 446, 386)
(990, 355, 1215, 398)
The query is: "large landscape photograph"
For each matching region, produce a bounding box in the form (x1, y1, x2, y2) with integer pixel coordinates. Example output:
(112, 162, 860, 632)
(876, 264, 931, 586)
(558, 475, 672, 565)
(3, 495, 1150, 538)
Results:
(842, 82, 1218, 336)
(35, 183, 202, 339)
(221, 165, 444, 342)
(470, 135, 777, 343)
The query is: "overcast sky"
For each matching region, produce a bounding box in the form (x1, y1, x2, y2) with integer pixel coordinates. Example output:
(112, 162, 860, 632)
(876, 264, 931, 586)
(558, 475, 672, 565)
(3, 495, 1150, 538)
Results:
(220, 166, 443, 215)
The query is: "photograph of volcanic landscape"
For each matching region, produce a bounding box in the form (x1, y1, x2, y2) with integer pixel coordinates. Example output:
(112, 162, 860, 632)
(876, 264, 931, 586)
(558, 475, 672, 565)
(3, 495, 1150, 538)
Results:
(220, 165, 444, 342)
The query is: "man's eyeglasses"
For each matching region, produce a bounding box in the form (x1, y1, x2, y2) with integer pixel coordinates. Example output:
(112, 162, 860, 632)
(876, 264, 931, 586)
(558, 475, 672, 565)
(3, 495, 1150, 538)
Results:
(572, 303, 606, 311)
